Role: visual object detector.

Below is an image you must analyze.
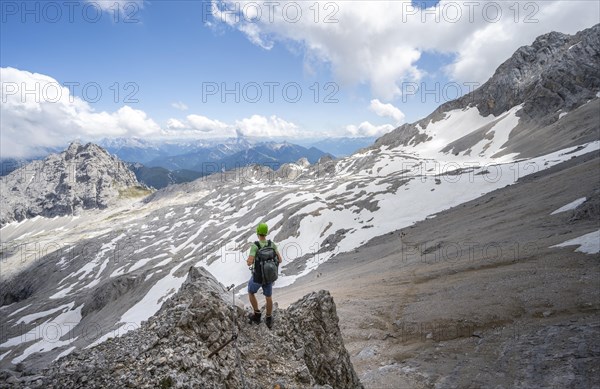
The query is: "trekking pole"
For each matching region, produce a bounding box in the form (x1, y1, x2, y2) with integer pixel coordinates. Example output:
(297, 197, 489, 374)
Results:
(227, 284, 247, 388)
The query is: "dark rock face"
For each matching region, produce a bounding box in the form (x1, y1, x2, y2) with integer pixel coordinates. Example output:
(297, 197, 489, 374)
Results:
(375, 24, 600, 155)
(80, 275, 145, 318)
(460, 25, 600, 121)
(0, 142, 146, 226)
(17, 267, 362, 389)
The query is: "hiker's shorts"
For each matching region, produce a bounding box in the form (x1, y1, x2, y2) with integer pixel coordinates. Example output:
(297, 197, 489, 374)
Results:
(248, 276, 273, 297)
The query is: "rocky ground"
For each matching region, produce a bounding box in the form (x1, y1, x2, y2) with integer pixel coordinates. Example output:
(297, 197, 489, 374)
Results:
(0, 267, 362, 388)
(273, 150, 600, 388)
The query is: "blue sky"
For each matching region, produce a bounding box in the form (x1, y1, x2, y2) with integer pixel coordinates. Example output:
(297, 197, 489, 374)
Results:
(1, 0, 599, 157)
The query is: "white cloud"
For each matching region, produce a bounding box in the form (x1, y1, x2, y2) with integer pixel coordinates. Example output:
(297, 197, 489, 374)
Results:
(211, 0, 600, 99)
(0, 68, 321, 157)
(162, 115, 235, 139)
(345, 122, 395, 138)
(235, 114, 301, 137)
(163, 114, 308, 139)
(166, 118, 187, 130)
(369, 99, 405, 124)
(0, 67, 162, 158)
(187, 115, 230, 133)
(171, 101, 188, 111)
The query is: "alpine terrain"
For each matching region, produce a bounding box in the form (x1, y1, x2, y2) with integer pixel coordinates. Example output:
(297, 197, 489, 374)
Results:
(0, 24, 599, 388)
(99, 137, 332, 189)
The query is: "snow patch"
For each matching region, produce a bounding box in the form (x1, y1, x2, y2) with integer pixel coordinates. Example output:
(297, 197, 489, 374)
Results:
(52, 346, 76, 362)
(103, 261, 189, 343)
(8, 304, 83, 364)
(7, 304, 32, 317)
(50, 284, 77, 299)
(551, 230, 600, 254)
(129, 253, 170, 272)
(551, 197, 586, 215)
(15, 303, 74, 325)
(0, 350, 11, 361)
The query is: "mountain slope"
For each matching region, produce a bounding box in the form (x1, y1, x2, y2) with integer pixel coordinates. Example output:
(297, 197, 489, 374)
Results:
(127, 163, 205, 190)
(376, 23, 600, 159)
(275, 150, 600, 388)
(0, 142, 149, 227)
(217, 142, 330, 171)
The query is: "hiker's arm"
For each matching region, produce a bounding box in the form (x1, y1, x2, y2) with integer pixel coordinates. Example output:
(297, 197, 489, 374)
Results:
(247, 255, 255, 267)
(277, 251, 282, 264)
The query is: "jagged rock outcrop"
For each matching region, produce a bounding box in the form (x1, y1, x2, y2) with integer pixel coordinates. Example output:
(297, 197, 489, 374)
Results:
(10, 267, 361, 389)
(456, 24, 599, 119)
(0, 142, 149, 226)
(375, 24, 600, 157)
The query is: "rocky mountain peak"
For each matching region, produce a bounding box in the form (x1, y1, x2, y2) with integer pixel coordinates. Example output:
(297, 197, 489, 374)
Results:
(0, 142, 149, 226)
(374, 24, 599, 157)
(23, 267, 362, 388)
(456, 23, 599, 118)
(65, 140, 82, 154)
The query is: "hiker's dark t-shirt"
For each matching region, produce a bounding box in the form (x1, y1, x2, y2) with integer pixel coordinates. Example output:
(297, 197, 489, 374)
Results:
(249, 240, 279, 285)
(249, 240, 279, 258)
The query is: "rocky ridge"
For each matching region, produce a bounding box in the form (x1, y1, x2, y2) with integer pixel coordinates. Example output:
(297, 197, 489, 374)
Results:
(0, 267, 362, 388)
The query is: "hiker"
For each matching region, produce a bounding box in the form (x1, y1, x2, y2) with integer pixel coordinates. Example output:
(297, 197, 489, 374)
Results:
(247, 222, 282, 329)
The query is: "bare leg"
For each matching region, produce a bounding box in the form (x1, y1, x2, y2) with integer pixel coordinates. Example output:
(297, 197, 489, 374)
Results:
(265, 296, 273, 316)
(249, 293, 259, 312)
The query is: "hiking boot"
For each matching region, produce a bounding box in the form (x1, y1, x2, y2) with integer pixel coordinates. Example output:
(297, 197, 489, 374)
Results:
(249, 311, 261, 324)
(265, 315, 273, 329)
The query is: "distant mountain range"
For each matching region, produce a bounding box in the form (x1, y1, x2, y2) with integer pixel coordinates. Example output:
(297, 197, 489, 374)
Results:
(0, 138, 337, 189)
(0, 137, 369, 189)
(99, 137, 333, 188)
(97, 137, 252, 165)
(98, 136, 370, 163)
(301, 137, 377, 157)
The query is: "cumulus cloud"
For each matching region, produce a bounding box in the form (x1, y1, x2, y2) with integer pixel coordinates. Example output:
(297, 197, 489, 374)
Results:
(166, 118, 187, 130)
(345, 122, 395, 138)
(235, 115, 301, 137)
(0, 67, 321, 157)
(369, 99, 405, 124)
(162, 115, 235, 138)
(187, 115, 229, 133)
(0, 67, 162, 158)
(210, 0, 600, 99)
(164, 114, 305, 139)
(171, 101, 189, 111)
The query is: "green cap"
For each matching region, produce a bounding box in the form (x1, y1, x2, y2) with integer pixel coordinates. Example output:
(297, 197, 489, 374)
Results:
(256, 222, 268, 236)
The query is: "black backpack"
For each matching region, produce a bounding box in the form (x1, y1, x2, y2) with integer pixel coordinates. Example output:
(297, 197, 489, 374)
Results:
(253, 240, 279, 285)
